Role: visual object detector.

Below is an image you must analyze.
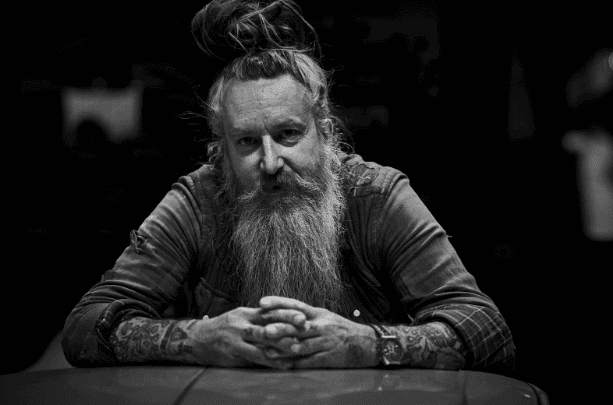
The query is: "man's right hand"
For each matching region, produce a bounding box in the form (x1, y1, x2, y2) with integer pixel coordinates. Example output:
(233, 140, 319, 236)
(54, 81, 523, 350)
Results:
(110, 307, 307, 369)
(188, 306, 307, 369)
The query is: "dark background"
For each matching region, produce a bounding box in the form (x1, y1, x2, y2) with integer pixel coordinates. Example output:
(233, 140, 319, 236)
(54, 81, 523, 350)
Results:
(15, 1, 611, 402)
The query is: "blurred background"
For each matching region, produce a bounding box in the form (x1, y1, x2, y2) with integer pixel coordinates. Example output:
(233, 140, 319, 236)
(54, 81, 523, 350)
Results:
(15, 1, 611, 402)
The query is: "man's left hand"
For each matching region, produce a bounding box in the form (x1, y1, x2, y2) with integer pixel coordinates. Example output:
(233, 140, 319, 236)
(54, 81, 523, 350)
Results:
(258, 296, 378, 368)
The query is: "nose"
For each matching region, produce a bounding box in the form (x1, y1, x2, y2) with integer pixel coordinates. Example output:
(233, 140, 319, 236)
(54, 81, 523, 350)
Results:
(260, 136, 284, 175)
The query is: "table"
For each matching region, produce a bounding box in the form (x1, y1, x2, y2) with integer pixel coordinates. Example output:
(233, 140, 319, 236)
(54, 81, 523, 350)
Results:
(0, 367, 549, 404)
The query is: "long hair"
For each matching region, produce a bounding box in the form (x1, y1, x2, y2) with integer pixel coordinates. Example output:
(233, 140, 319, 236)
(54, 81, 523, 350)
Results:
(190, 0, 350, 168)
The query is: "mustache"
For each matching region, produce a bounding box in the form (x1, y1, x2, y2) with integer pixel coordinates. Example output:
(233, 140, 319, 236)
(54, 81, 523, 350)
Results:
(237, 168, 323, 203)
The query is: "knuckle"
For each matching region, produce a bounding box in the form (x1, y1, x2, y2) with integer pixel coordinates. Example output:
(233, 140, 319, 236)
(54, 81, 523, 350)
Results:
(277, 336, 297, 349)
(242, 325, 258, 340)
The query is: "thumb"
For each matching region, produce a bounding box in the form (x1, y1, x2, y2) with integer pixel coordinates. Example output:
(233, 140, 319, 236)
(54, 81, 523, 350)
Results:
(259, 296, 318, 318)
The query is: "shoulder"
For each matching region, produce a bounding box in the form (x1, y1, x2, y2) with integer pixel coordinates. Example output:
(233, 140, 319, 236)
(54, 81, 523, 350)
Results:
(165, 164, 221, 224)
(177, 163, 219, 199)
(341, 153, 407, 198)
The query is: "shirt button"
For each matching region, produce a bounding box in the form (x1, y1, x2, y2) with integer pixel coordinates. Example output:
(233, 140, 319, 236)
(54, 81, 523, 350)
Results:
(353, 309, 361, 317)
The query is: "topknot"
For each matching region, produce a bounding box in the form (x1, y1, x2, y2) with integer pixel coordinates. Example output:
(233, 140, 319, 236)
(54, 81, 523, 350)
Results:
(191, 0, 321, 61)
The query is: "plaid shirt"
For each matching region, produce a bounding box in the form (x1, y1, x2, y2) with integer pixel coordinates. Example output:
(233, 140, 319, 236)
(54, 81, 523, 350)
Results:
(62, 154, 515, 373)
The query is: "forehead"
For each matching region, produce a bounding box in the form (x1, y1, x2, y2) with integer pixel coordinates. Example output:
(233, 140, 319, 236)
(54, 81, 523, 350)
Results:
(222, 75, 312, 132)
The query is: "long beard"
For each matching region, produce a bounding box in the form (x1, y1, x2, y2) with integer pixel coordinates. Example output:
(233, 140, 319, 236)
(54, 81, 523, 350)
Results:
(216, 142, 348, 312)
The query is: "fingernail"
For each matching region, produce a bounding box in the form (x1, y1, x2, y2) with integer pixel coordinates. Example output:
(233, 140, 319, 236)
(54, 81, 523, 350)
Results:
(297, 321, 310, 332)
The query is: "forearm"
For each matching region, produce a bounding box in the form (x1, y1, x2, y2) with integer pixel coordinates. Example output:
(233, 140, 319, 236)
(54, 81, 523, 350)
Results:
(109, 317, 199, 364)
(385, 321, 467, 370)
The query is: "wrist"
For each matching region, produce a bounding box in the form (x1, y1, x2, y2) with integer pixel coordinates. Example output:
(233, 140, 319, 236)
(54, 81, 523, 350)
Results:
(369, 324, 403, 367)
(360, 322, 379, 368)
(183, 318, 213, 364)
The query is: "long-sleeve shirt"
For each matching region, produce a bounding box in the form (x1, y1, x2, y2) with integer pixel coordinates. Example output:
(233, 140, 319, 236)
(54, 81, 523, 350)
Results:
(62, 153, 515, 374)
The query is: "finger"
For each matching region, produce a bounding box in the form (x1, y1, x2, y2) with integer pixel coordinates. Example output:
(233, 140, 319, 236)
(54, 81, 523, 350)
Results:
(242, 323, 309, 350)
(293, 352, 330, 369)
(264, 322, 313, 340)
(261, 330, 322, 359)
(263, 336, 328, 360)
(263, 342, 300, 359)
(238, 341, 293, 370)
(288, 336, 330, 357)
(241, 324, 268, 344)
(259, 296, 319, 318)
(259, 309, 308, 328)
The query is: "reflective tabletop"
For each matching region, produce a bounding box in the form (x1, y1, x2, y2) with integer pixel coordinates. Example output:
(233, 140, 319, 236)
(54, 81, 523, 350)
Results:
(0, 366, 549, 404)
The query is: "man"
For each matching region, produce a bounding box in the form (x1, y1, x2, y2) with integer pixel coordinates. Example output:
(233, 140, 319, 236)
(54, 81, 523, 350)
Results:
(62, 0, 515, 372)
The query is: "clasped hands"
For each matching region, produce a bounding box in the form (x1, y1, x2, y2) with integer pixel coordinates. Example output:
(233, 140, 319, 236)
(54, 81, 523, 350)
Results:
(198, 296, 376, 369)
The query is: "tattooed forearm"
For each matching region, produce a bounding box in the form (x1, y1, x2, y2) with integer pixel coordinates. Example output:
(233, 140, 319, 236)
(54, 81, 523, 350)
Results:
(388, 322, 467, 370)
(345, 342, 368, 368)
(109, 317, 197, 363)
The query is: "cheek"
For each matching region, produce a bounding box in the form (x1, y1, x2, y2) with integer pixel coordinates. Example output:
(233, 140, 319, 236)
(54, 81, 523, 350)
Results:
(295, 136, 324, 170)
(230, 153, 259, 187)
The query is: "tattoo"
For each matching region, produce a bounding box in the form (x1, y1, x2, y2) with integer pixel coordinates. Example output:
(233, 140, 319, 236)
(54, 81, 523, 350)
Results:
(389, 322, 467, 370)
(109, 317, 196, 363)
(243, 326, 256, 340)
(345, 342, 366, 368)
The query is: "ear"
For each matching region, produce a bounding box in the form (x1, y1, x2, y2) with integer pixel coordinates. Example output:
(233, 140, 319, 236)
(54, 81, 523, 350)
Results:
(206, 139, 224, 165)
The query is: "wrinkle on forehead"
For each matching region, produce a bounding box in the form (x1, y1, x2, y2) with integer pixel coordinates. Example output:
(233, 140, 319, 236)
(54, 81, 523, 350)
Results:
(226, 73, 307, 97)
(222, 74, 313, 134)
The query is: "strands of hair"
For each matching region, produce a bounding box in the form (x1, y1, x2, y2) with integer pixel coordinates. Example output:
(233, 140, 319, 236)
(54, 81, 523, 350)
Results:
(191, 0, 321, 61)
(187, 0, 352, 165)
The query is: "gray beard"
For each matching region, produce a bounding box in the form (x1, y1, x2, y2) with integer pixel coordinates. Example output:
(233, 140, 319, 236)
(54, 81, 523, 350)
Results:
(217, 142, 348, 312)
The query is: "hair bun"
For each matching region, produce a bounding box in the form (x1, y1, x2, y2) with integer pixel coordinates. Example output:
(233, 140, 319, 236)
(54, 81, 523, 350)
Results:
(192, 0, 319, 61)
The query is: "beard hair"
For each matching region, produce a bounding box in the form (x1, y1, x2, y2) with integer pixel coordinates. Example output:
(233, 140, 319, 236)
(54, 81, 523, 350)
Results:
(215, 140, 348, 313)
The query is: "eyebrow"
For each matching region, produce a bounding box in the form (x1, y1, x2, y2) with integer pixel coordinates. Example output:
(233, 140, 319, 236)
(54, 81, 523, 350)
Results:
(229, 116, 309, 138)
(271, 116, 307, 127)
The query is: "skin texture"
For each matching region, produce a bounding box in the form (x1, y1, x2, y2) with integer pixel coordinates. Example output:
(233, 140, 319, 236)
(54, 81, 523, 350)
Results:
(258, 297, 378, 368)
(222, 74, 323, 191)
(258, 297, 466, 370)
(109, 297, 467, 369)
(110, 306, 306, 369)
(110, 318, 197, 363)
(392, 323, 467, 370)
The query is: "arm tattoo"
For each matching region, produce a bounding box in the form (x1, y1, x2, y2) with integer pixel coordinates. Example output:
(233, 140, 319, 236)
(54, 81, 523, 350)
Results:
(388, 322, 467, 370)
(109, 317, 197, 363)
(345, 342, 366, 368)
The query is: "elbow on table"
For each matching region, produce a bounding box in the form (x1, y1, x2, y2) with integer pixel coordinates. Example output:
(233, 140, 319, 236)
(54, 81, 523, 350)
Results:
(61, 310, 118, 367)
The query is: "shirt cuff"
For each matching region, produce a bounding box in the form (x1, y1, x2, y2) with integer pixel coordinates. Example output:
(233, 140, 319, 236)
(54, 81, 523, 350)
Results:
(413, 303, 516, 372)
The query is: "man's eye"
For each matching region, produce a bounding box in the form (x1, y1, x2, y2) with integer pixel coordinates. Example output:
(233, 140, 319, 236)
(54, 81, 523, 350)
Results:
(278, 129, 301, 140)
(237, 137, 258, 146)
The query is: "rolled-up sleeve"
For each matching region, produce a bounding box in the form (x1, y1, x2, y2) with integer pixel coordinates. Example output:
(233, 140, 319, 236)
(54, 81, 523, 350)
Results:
(62, 174, 205, 366)
(376, 172, 515, 373)
(414, 304, 515, 373)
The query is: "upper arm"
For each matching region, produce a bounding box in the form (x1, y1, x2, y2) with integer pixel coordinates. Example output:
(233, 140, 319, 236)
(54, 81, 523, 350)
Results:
(62, 175, 210, 366)
(375, 175, 496, 317)
(374, 176, 515, 370)
(97, 177, 206, 316)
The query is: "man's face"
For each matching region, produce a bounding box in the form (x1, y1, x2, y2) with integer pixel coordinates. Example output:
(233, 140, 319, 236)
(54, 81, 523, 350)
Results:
(221, 74, 323, 194)
(217, 74, 347, 312)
